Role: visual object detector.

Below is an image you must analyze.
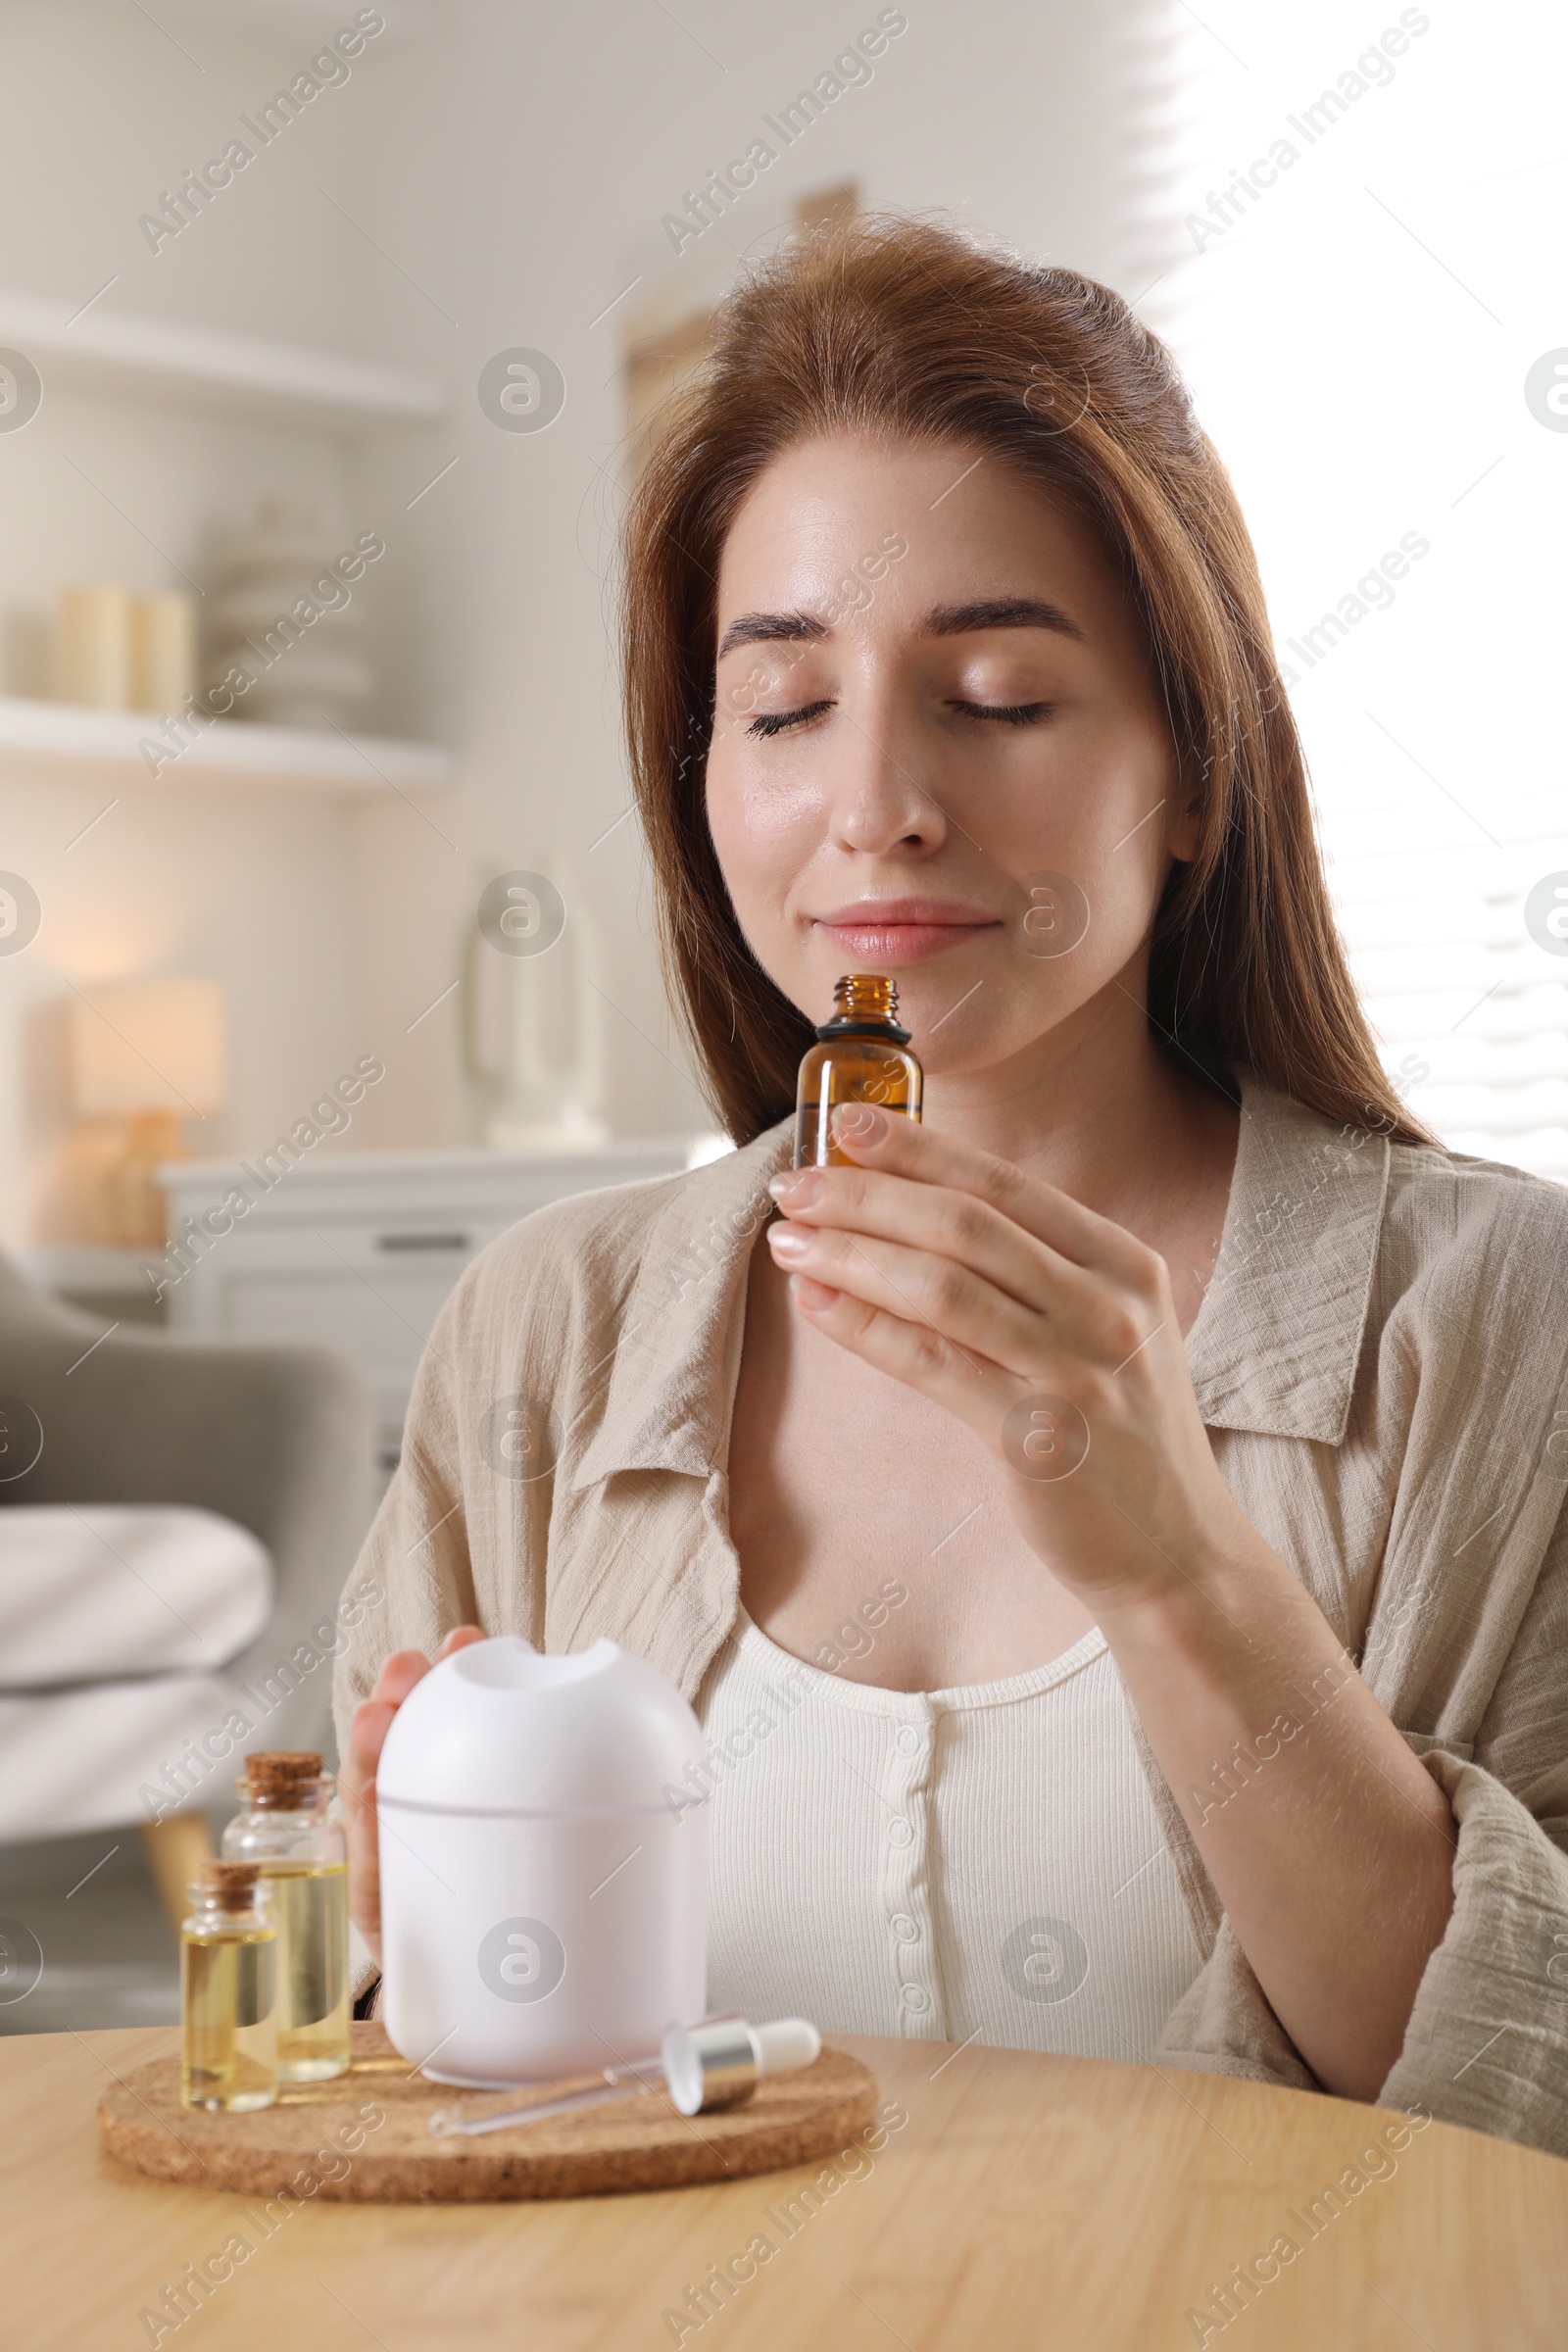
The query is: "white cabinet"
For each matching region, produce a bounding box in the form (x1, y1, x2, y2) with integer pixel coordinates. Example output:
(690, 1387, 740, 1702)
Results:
(160, 1144, 692, 1486)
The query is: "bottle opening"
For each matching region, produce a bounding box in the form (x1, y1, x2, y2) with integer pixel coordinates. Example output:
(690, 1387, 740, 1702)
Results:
(452, 1634, 619, 1690)
(833, 972, 898, 1022)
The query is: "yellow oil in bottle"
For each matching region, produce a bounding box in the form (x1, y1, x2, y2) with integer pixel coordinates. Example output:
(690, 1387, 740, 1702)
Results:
(795, 973, 923, 1168)
(222, 1754, 352, 2083)
(180, 1864, 278, 2112)
(262, 1859, 351, 2081)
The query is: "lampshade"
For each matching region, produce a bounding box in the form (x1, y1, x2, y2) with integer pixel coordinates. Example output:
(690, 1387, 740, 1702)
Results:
(71, 978, 228, 1119)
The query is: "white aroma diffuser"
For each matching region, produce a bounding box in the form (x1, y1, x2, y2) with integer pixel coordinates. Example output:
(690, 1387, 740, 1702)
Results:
(375, 1636, 709, 2086)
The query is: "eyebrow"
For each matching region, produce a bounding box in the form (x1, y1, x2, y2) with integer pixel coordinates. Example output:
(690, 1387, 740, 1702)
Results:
(715, 593, 1085, 660)
(925, 596, 1085, 642)
(716, 609, 829, 658)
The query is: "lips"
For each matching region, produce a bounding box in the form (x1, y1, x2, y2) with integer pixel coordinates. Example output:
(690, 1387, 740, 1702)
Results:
(812, 900, 1001, 965)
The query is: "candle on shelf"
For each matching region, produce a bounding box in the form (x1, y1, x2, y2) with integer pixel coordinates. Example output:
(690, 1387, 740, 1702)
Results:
(131, 592, 197, 714)
(54, 582, 136, 708)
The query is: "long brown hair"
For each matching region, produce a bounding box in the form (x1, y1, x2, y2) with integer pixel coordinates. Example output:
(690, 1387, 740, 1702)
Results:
(622, 211, 1430, 1148)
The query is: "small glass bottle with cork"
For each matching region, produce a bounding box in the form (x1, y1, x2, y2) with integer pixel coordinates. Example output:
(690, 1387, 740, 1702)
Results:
(795, 973, 923, 1168)
(180, 1860, 278, 2112)
(220, 1750, 351, 2082)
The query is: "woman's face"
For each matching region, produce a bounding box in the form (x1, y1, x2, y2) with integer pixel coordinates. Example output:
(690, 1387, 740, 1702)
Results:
(706, 431, 1195, 1076)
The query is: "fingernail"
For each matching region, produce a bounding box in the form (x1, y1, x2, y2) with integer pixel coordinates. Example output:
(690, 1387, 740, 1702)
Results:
(831, 1102, 886, 1145)
(767, 1223, 811, 1261)
(769, 1169, 823, 1207)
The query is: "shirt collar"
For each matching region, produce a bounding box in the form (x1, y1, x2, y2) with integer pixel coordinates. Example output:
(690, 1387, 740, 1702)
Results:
(571, 1073, 1389, 1490)
(569, 1123, 792, 1491)
(1185, 1075, 1390, 1445)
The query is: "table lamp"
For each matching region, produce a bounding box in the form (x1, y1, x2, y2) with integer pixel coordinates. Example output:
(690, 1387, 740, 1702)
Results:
(71, 978, 228, 1246)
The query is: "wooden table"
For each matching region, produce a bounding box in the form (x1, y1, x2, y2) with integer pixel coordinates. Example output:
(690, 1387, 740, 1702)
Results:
(5, 2025, 1566, 2350)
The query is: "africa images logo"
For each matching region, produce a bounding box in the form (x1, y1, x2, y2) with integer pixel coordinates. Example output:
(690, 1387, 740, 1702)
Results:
(1524, 351, 1568, 432)
(1524, 872, 1568, 957)
(477, 1917, 566, 2003)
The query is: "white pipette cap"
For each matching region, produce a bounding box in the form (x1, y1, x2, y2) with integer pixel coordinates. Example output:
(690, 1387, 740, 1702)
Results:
(661, 2014, 821, 2116)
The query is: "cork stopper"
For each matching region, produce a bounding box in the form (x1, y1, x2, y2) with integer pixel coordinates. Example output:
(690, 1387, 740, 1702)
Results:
(239, 1750, 327, 1808)
(244, 1750, 322, 1794)
(195, 1860, 263, 1905)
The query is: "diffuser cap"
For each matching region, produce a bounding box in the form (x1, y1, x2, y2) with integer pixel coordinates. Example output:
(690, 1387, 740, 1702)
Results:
(374, 1635, 705, 1816)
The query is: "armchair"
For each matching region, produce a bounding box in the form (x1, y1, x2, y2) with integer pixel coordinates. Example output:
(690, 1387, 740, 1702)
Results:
(0, 1250, 370, 1927)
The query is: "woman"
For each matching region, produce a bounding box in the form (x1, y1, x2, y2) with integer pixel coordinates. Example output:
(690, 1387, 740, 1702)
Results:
(334, 215, 1568, 2154)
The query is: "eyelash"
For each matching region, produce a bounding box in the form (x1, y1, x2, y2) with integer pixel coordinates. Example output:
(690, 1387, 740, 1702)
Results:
(746, 700, 835, 738)
(949, 699, 1049, 726)
(744, 697, 1049, 738)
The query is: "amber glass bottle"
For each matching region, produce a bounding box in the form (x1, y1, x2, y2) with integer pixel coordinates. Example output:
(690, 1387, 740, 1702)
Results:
(795, 974, 923, 1169)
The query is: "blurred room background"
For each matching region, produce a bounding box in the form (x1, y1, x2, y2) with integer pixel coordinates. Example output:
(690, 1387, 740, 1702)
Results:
(0, 0, 1562, 2026)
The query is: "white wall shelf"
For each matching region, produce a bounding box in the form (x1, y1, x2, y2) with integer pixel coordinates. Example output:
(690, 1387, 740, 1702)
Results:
(0, 286, 447, 428)
(0, 697, 453, 794)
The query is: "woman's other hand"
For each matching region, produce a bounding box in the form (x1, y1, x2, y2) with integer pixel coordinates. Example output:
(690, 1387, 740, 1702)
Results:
(339, 1626, 485, 1965)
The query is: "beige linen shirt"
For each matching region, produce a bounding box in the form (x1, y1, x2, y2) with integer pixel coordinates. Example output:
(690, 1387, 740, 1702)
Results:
(333, 1078, 1568, 2157)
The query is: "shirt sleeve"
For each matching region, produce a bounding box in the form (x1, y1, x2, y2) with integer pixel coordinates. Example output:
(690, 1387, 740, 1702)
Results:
(1153, 1492, 1568, 2158)
(1376, 1488, 1568, 2152)
(331, 1299, 484, 2013)
(329, 1313, 483, 1767)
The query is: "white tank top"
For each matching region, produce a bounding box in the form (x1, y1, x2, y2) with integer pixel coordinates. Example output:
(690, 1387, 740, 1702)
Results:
(694, 1607, 1203, 2058)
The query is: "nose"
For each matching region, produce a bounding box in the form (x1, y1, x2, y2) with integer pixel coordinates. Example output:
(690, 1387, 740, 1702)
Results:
(825, 695, 948, 858)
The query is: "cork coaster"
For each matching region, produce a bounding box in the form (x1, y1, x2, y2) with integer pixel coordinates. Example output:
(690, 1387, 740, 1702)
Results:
(97, 2023, 880, 2203)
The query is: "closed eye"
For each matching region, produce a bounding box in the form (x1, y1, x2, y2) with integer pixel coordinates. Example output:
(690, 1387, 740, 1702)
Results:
(746, 700, 836, 738)
(948, 700, 1050, 725)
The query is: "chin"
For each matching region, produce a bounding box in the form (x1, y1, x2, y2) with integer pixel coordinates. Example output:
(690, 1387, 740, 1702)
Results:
(917, 985, 1096, 1069)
